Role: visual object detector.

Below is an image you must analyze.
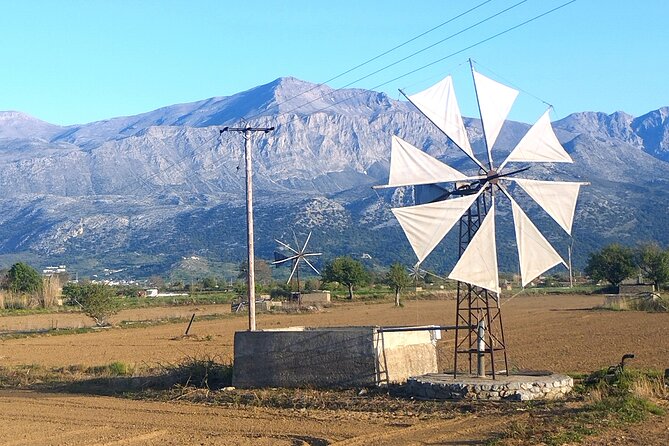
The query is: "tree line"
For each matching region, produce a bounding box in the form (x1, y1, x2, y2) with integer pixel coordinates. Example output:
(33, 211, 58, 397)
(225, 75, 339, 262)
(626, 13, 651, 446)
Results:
(585, 242, 669, 290)
(2, 241, 667, 320)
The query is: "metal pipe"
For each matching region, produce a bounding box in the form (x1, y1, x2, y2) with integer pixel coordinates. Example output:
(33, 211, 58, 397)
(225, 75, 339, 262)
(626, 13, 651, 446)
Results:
(377, 325, 472, 333)
(477, 318, 486, 378)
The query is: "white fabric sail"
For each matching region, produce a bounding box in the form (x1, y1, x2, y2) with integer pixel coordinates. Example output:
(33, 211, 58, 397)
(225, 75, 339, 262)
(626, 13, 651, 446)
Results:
(392, 189, 482, 264)
(513, 178, 583, 235)
(384, 135, 469, 187)
(407, 76, 481, 166)
(448, 202, 500, 294)
(510, 196, 566, 287)
(500, 109, 572, 170)
(472, 70, 518, 162)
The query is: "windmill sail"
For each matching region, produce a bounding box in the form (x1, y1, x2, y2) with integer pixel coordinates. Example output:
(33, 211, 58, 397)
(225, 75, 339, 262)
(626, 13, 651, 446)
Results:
(472, 70, 518, 163)
(380, 135, 471, 188)
(512, 178, 583, 235)
(392, 189, 482, 264)
(415, 184, 449, 205)
(510, 196, 566, 287)
(406, 76, 483, 168)
(273, 251, 292, 264)
(499, 109, 572, 170)
(384, 65, 582, 298)
(448, 201, 500, 294)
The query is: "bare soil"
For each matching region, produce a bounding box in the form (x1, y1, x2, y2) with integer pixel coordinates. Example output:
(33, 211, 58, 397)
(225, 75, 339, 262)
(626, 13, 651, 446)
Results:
(0, 294, 667, 445)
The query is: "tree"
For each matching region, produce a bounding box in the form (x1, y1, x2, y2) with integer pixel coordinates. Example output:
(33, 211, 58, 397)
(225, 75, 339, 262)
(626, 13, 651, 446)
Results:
(635, 243, 669, 290)
(238, 259, 272, 287)
(322, 256, 368, 300)
(201, 276, 218, 290)
(6, 262, 43, 294)
(386, 262, 411, 307)
(147, 275, 165, 289)
(585, 244, 636, 287)
(63, 283, 119, 327)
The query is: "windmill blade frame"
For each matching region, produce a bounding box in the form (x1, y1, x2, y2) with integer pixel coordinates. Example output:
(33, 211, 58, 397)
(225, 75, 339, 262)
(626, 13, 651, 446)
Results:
(272, 231, 323, 290)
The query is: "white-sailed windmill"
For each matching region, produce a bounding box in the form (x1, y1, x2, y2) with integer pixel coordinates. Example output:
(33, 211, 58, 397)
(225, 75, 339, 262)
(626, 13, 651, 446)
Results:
(408, 263, 446, 287)
(272, 231, 322, 293)
(376, 60, 587, 378)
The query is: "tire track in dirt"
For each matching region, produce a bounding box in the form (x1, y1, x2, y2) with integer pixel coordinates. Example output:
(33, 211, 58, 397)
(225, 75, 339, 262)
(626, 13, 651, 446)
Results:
(1, 428, 114, 446)
(0, 390, 383, 445)
(329, 414, 509, 446)
(89, 430, 169, 446)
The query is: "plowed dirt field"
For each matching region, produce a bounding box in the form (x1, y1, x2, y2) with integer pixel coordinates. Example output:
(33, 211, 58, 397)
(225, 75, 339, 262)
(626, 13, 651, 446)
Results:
(0, 294, 667, 445)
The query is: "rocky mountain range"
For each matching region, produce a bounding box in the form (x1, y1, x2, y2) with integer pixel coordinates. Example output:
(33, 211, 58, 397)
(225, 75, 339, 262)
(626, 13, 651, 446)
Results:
(1, 77, 668, 279)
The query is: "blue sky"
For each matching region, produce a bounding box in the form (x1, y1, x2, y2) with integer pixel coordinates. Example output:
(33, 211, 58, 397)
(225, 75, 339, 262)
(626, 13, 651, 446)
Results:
(1, 0, 667, 125)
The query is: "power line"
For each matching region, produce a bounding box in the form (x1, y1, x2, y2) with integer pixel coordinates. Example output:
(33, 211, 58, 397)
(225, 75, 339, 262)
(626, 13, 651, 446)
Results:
(375, 0, 578, 89)
(86, 0, 577, 207)
(262, 0, 578, 133)
(242, 0, 528, 123)
(239, 0, 497, 122)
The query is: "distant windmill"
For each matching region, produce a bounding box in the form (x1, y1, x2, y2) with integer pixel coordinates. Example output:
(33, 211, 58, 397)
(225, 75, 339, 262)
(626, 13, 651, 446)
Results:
(408, 263, 446, 288)
(272, 231, 322, 293)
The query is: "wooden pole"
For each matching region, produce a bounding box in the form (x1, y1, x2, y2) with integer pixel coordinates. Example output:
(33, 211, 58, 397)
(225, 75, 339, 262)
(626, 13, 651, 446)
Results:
(568, 239, 574, 288)
(184, 313, 196, 335)
(220, 126, 274, 331)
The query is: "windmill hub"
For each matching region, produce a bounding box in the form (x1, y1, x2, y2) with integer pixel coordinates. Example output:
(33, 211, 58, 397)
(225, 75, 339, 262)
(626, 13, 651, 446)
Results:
(486, 169, 499, 185)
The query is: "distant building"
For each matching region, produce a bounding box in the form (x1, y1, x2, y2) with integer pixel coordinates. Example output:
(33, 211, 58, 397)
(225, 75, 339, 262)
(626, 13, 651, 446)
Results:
(43, 265, 67, 276)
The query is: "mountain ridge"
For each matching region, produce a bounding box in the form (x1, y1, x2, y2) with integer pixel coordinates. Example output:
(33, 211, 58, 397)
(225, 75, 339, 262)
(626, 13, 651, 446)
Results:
(0, 76, 667, 278)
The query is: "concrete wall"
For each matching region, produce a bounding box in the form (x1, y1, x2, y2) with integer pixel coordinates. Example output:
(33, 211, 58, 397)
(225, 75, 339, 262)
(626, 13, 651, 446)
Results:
(300, 291, 331, 304)
(619, 284, 654, 294)
(233, 326, 438, 388)
(376, 330, 439, 383)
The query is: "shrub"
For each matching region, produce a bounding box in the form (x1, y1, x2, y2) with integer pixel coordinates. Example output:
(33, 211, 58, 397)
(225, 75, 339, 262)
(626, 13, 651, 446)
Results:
(62, 283, 120, 327)
(161, 356, 233, 389)
(6, 262, 43, 294)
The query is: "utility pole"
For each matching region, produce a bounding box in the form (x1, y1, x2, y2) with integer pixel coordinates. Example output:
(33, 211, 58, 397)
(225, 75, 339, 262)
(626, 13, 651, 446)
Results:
(220, 125, 274, 331)
(568, 238, 574, 288)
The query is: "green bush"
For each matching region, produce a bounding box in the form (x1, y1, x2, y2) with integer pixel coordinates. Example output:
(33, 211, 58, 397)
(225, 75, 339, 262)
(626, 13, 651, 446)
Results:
(63, 283, 120, 327)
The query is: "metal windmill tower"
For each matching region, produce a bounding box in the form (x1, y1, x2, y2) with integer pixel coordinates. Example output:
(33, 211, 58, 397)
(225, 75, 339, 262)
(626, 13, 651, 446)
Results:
(377, 60, 586, 378)
(272, 231, 322, 294)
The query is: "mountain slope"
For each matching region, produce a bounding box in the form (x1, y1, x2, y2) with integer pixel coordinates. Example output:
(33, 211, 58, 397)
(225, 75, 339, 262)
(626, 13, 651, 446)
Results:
(0, 77, 667, 277)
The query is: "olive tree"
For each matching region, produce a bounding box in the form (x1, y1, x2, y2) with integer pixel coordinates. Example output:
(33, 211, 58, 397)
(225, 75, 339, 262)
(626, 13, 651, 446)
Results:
(635, 242, 669, 290)
(63, 283, 119, 327)
(386, 262, 412, 307)
(584, 244, 636, 288)
(322, 256, 368, 300)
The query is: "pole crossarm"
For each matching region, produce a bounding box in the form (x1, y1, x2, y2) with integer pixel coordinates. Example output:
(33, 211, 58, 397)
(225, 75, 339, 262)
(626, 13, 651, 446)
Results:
(221, 127, 275, 134)
(220, 125, 275, 331)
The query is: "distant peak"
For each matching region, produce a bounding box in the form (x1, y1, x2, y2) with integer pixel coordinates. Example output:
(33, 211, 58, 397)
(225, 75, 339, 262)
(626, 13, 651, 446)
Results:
(269, 76, 317, 88)
(0, 110, 42, 121)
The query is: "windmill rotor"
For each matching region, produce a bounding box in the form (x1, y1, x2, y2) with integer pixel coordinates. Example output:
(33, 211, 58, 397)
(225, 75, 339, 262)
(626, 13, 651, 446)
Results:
(380, 59, 588, 378)
(408, 264, 426, 282)
(408, 263, 446, 283)
(382, 61, 587, 293)
(271, 231, 322, 289)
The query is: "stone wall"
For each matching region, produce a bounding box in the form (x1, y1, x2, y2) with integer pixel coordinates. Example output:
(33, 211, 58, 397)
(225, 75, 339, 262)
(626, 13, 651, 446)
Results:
(406, 373, 573, 401)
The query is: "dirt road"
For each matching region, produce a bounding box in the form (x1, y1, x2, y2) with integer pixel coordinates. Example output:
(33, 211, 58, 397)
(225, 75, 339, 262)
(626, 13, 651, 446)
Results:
(0, 389, 512, 446)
